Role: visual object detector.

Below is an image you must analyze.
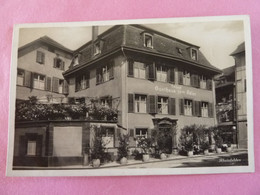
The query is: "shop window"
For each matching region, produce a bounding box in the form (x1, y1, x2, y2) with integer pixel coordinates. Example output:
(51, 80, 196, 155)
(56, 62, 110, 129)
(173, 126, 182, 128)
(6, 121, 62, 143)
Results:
(184, 99, 193, 116)
(76, 72, 89, 91)
(191, 48, 198, 61)
(135, 94, 147, 113)
(101, 127, 114, 148)
(54, 57, 65, 70)
(201, 102, 209, 117)
(17, 69, 25, 86)
(156, 65, 167, 82)
(134, 62, 146, 79)
(33, 73, 45, 90)
(94, 42, 101, 55)
(144, 34, 153, 48)
(183, 70, 191, 86)
(200, 75, 207, 89)
(135, 128, 148, 138)
(36, 51, 45, 64)
(27, 140, 37, 156)
(158, 96, 168, 114)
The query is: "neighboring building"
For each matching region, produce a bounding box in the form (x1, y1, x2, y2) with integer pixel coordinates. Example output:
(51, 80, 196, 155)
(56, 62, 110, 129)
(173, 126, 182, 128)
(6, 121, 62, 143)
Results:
(215, 66, 237, 146)
(17, 36, 73, 103)
(231, 42, 247, 148)
(63, 25, 221, 153)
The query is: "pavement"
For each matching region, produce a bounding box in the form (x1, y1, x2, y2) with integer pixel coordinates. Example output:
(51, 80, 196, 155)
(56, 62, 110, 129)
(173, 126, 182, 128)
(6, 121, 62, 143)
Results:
(13, 149, 248, 170)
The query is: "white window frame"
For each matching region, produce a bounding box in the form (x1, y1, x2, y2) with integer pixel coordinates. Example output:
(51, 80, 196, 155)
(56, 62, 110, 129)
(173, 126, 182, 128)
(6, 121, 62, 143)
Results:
(200, 75, 207, 89)
(158, 96, 168, 114)
(33, 73, 45, 90)
(101, 127, 114, 148)
(135, 128, 148, 138)
(156, 65, 167, 82)
(191, 48, 198, 61)
(102, 65, 109, 82)
(184, 99, 192, 116)
(134, 62, 146, 79)
(58, 79, 64, 94)
(27, 140, 37, 156)
(183, 70, 191, 86)
(201, 102, 209, 117)
(94, 42, 101, 55)
(144, 33, 153, 48)
(135, 94, 147, 113)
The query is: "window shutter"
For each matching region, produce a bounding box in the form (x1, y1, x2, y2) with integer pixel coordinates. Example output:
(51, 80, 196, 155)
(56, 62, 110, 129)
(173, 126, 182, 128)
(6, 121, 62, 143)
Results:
(192, 100, 196, 116)
(86, 72, 90, 88)
(168, 67, 175, 83)
(109, 60, 114, 80)
(191, 73, 195, 87)
(36, 135, 43, 156)
(24, 70, 31, 87)
(36, 51, 41, 63)
(208, 103, 214, 118)
(129, 129, 134, 137)
(52, 77, 59, 93)
(178, 70, 183, 85)
(19, 136, 27, 156)
(96, 68, 101, 85)
(61, 61, 65, 70)
(179, 99, 184, 115)
(148, 95, 157, 114)
(45, 77, 52, 91)
(42, 53, 45, 64)
(63, 80, 69, 94)
(169, 98, 176, 115)
(30, 72, 34, 89)
(75, 77, 80, 92)
(53, 58, 57, 68)
(197, 101, 202, 117)
(147, 63, 156, 80)
(206, 79, 212, 90)
(128, 59, 134, 77)
(128, 94, 134, 113)
(194, 74, 199, 88)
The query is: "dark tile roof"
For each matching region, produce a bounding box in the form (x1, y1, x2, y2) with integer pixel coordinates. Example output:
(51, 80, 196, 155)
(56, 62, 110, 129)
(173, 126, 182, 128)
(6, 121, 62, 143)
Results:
(222, 65, 235, 76)
(230, 42, 245, 56)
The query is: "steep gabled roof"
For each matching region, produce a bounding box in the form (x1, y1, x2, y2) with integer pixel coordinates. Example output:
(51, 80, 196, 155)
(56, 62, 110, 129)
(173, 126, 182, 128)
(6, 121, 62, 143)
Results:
(230, 42, 245, 56)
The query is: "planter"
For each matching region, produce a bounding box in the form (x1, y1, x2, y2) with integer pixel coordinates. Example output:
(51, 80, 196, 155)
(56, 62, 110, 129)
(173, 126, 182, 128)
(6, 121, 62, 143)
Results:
(227, 147, 232, 153)
(83, 153, 89, 166)
(160, 153, 167, 160)
(187, 151, 193, 157)
(120, 157, 128, 165)
(142, 154, 150, 162)
(92, 159, 101, 168)
(216, 148, 222, 154)
(203, 149, 209, 155)
(172, 148, 178, 155)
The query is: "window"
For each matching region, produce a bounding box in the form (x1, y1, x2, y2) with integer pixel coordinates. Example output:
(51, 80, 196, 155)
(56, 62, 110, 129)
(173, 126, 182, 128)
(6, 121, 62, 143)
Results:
(191, 48, 198, 60)
(135, 94, 147, 113)
(17, 69, 25, 86)
(136, 128, 148, 138)
(144, 34, 153, 48)
(100, 97, 112, 108)
(184, 99, 192, 116)
(27, 140, 36, 156)
(54, 57, 65, 70)
(58, 80, 64, 94)
(200, 75, 207, 89)
(36, 51, 45, 64)
(33, 73, 45, 90)
(158, 96, 168, 114)
(183, 70, 191, 85)
(72, 54, 80, 67)
(101, 127, 114, 148)
(156, 65, 167, 82)
(96, 62, 114, 85)
(201, 102, 209, 117)
(94, 42, 101, 55)
(134, 62, 146, 79)
(76, 73, 89, 91)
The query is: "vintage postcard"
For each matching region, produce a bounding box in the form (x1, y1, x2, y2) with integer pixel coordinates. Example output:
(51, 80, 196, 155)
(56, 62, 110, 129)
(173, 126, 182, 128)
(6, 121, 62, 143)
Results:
(7, 15, 254, 176)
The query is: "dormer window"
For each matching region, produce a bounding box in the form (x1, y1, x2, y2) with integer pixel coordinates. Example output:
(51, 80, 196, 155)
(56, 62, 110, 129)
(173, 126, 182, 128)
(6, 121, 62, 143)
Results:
(191, 48, 198, 60)
(144, 33, 153, 48)
(72, 54, 80, 67)
(94, 42, 101, 55)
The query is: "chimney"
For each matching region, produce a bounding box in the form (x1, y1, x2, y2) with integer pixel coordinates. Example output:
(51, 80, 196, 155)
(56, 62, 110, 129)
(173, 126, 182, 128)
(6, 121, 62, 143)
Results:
(92, 26, 98, 42)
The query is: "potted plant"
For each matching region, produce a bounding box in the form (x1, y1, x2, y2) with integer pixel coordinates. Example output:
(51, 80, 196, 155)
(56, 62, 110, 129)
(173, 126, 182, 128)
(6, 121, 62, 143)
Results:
(226, 141, 232, 153)
(215, 136, 223, 154)
(200, 141, 210, 155)
(117, 134, 129, 165)
(91, 127, 106, 168)
(136, 137, 152, 162)
(185, 139, 194, 157)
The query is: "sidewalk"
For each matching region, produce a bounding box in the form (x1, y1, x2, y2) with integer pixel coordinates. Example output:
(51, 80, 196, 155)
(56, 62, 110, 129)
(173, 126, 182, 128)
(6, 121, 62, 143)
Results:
(13, 149, 248, 170)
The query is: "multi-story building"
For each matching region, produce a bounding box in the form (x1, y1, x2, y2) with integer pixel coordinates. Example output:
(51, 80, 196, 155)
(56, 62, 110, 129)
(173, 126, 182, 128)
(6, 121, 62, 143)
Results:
(215, 66, 237, 146)
(17, 36, 73, 103)
(231, 42, 247, 148)
(63, 25, 221, 153)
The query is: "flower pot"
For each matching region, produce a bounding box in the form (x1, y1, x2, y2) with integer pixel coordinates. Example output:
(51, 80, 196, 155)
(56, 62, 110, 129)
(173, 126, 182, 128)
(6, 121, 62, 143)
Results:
(216, 148, 222, 154)
(120, 157, 128, 165)
(227, 147, 232, 153)
(83, 153, 89, 166)
(203, 149, 209, 155)
(92, 159, 101, 168)
(172, 148, 179, 155)
(187, 151, 193, 157)
(160, 153, 167, 160)
(142, 154, 150, 162)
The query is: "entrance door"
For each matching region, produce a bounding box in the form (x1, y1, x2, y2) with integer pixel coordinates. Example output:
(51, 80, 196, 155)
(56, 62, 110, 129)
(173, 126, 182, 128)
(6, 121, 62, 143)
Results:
(158, 124, 173, 154)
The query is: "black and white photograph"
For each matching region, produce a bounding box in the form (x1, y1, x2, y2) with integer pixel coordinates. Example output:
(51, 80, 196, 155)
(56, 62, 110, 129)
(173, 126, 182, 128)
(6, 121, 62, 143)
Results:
(7, 16, 254, 176)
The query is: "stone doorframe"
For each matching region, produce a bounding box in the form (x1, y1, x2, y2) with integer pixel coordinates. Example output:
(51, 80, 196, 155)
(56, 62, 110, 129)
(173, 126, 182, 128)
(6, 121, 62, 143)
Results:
(152, 117, 178, 153)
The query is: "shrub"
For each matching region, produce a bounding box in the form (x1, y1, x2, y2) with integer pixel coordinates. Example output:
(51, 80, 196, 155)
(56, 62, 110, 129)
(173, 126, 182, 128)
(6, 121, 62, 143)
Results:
(136, 137, 153, 154)
(117, 134, 129, 160)
(90, 126, 106, 162)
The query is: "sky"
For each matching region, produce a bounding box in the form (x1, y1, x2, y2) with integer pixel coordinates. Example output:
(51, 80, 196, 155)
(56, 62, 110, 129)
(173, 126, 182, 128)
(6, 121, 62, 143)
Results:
(18, 20, 245, 70)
